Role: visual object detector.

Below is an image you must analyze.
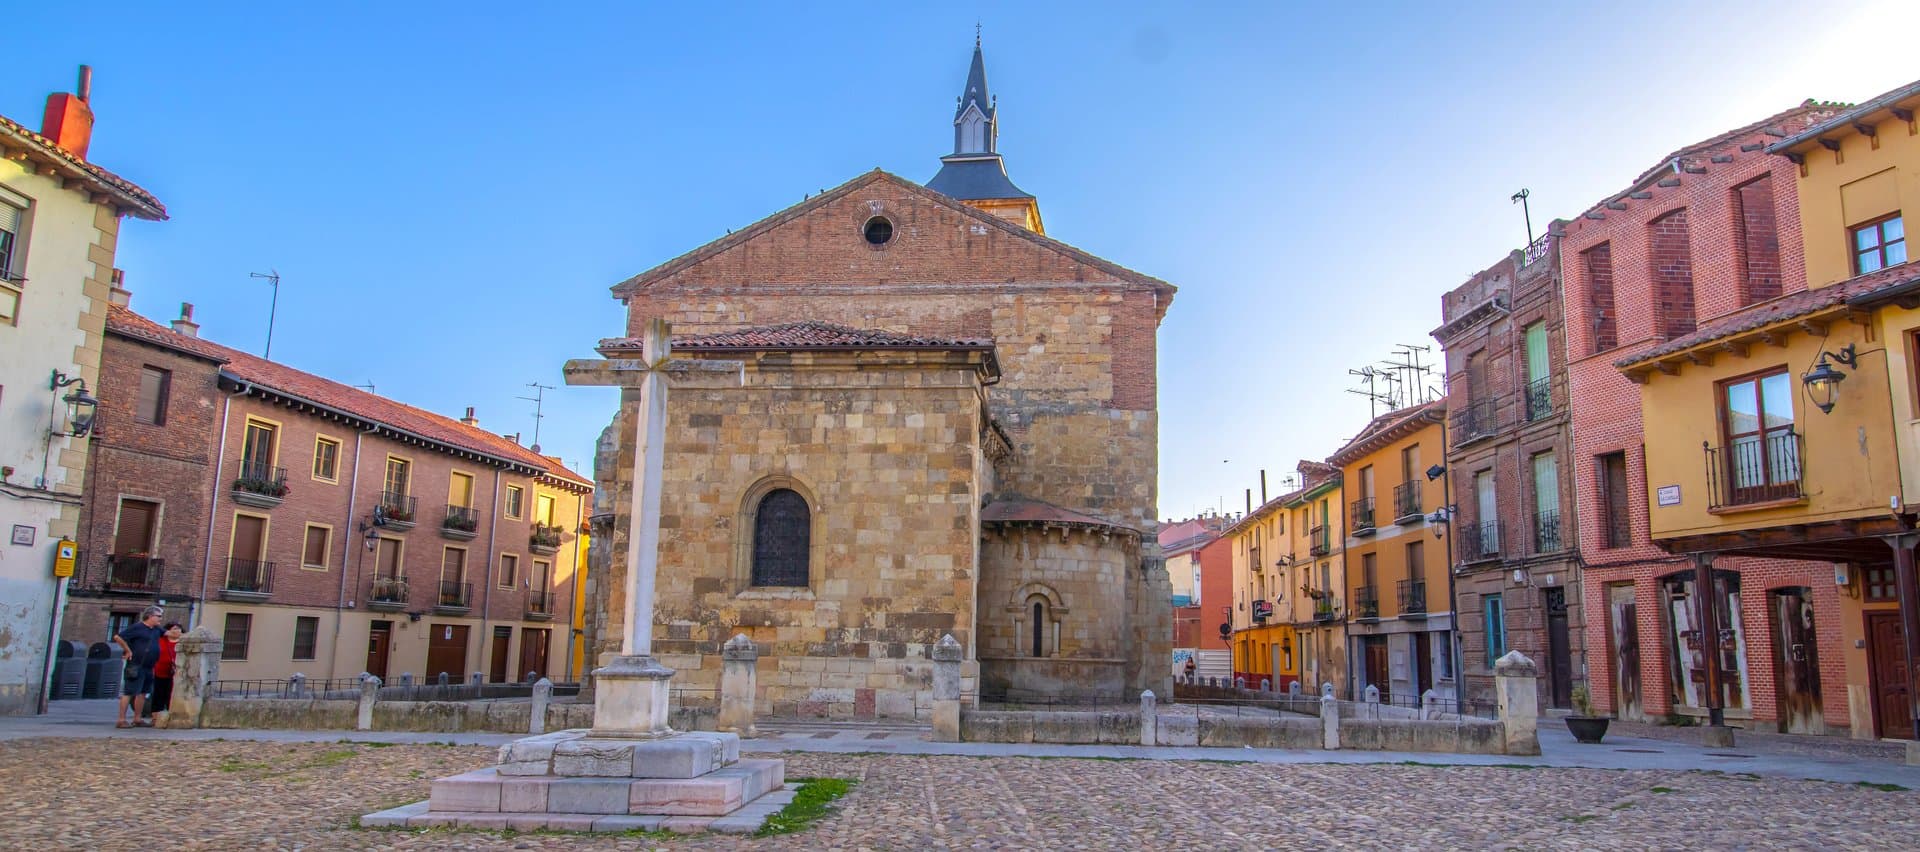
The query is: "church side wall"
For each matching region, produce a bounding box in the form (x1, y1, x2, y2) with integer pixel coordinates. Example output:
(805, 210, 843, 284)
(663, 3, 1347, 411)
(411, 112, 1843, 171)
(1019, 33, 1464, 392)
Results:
(977, 527, 1135, 700)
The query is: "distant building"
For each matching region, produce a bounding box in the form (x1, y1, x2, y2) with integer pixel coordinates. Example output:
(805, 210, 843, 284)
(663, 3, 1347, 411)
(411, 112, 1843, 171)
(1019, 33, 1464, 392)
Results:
(0, 67, 166, 714)
(1226, 460, 1344, 693)
(67, 298, 591, 687)
(1160, 513, 1231, 677)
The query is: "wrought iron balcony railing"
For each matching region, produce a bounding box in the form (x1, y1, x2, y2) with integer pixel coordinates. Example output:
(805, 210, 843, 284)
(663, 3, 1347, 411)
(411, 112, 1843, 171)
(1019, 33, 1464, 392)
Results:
(1309, 526, 1331, 556)
(437, 580, 472, 610)
(223, 558, 274, 596)
(531, 524, 564, 553)
(1525, 376, 1554, 422)
(1706, 429, 1804, 510)
(1459, 520, 1502, 563)
(1451, 397, 1500, 445)
(443, 504, 479, 538)
(1350, 498, 1376, 535)
(378, 491, 417, 524)
(1393, 481, 1423, 523)
(232, 461, 288, 502)
(1354, 585, 1379, 619)
(525, 589, 553, 619)
(1398, 579, 1428, 615)
(369, 577, 409, 610)
(104, 555, 166, 594)
(1533, 509, 1564, 554)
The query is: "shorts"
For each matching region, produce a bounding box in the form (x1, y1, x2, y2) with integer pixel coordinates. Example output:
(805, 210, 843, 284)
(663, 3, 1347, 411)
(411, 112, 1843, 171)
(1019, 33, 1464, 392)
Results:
(122, 665, 154, 698)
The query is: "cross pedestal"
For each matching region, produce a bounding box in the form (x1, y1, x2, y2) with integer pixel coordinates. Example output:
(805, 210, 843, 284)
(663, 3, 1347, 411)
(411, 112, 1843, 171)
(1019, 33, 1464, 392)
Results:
(364, 319, 789, 835)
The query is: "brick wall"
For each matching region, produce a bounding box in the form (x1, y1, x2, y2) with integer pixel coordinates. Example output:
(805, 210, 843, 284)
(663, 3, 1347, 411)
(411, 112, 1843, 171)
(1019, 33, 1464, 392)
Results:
(1648, 208, 1697, 340)
(1735, 177, 1783, 304)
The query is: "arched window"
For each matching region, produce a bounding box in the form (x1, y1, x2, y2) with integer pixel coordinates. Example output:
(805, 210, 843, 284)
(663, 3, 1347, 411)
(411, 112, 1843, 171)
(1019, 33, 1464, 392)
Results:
(1031, 601, 1045, 657)
(751, 489, 810, 587)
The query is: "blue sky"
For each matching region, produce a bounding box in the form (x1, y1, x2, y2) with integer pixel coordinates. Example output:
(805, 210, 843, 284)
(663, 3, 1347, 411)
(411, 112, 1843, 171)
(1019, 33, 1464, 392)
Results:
(11, 1, 1916, 521)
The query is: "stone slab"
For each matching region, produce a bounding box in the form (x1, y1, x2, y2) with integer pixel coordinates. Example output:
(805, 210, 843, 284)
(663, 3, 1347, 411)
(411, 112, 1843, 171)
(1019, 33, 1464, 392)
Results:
(501, 777, 550, 812)
(551, 732, 738, 779)
(429, 769, 502, 812)
(592, 814, 667, 832)
(547, 777, 634, 814)
(359, 800, 428, 828)
(379, 808, 777, 835)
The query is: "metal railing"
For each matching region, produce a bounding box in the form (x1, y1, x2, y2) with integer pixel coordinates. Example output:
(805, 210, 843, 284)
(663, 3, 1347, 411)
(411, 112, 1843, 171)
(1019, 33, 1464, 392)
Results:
(105, 555, 165, 593)
(1533, 509, 1564, 554)
(1349, 498, 1376, 534)
(1451, 397, 1500, 444)
(1460, 520, 1501, 562)
(1525, 376, 1553, 421)
(210, 677, 367, 699)
(443, 504, 479, 532)
(1313, 600, 1339, 623)
(1398, 579, 1427, 615)
(223, 558, 274, 595)
(369, 576, 409, 606)
(1706, 430, 1804, 510)
(1309, 525, 1331, 556)
(379, 491, 417, 523)
(1522, 232, 1553, 267)
(437, 580, 472, 609)
(526, 589, 552, 617)
(1393, 481, 1422, 522)
(531, 524, 564, 550)
(1354, 585, 1379, 619)
(232, 462, 288, 498)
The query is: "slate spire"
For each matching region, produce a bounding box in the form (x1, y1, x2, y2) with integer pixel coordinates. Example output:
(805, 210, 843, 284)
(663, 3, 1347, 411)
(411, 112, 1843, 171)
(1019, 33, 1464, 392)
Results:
(926, 35, 1042, 232)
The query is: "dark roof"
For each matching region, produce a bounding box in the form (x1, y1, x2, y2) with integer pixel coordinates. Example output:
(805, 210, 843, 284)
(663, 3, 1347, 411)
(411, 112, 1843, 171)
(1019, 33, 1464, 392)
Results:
(981, 496, 1136, 535)
(1769, 79, 1920, 154)
(1618, 261, 1920, 369)
(602, 321, 992, 352)
(0, 112, 166, 220)
(926, 155, 1034, 201)
(107, 305, 591, 486)
(609, 170, 1172, 301)
(956, 41, 994, 122)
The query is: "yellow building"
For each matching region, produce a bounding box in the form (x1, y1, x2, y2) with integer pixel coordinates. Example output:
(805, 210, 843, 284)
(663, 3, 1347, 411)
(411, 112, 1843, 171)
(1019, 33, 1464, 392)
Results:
(1227, 491, 1294, 691)
(1330, 402, 1458, 707)
(1621, 78, 1920, 739)
(1282, 462, 1346, 695)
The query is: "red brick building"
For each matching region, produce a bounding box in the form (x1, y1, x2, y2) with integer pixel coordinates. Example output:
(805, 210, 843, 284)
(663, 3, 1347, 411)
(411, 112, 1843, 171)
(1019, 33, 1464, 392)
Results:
(69, 294, 592, 686)
(1560, 103, 1844, 727)
(1162, 514, 1233, 672)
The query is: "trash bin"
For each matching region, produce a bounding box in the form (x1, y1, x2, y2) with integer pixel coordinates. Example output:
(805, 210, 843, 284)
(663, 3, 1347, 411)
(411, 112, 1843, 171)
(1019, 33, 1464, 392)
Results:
(50, 640, 87, 700)
(84, 642, 125, 699)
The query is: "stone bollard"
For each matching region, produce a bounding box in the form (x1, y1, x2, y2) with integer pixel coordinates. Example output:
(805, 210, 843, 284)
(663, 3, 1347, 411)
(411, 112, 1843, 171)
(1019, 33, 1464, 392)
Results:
(357, 675, 381, 731)
(529, 677, 553, 735)
(1364, 684, 1380, 704)
(1289, 681, 1302, 696)
(289, 672, 307, 698)
(931, 634, 963, 742)
(1139, 690, 1157, 746)
(1321, 691, 1340, 749)
(1260, 678, 1271, 692)
(1321, 682, 1334, 699)
(436, 671, 450, 687)
(400, 672, 414, 687)
(1421, 689, 1439, 720)
(1494, 650, 1541, 756)
(166, 626, 222, 729)
(718, 634, 759, 738)
(1908, 741, 1920, 767)
(470, 672, 484, 687)
(1234, 676, 1246, 690)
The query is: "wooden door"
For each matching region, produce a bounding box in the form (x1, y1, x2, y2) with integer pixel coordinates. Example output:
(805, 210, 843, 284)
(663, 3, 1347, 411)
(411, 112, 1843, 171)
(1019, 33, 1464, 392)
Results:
(114, 499, 157, 555)
(1412, 631, 1433, 698)
(1545, 587, 1573, 709)
(426, 624, 469, 683)
(365, 622, 392, 681)
(1608, 584, 1642, 720)
(232, 515, 265, 561)
(489, 627, 511, 683)
(1364, 637, 1390, 704)
(519, 628, 551, 682)
(1866, 611, 1912, 738)
(1769, 588, 1823, 734)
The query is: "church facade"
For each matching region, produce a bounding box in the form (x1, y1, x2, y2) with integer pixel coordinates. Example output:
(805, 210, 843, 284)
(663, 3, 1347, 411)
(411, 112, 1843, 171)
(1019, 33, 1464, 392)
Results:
(585, 43, 1175, 720)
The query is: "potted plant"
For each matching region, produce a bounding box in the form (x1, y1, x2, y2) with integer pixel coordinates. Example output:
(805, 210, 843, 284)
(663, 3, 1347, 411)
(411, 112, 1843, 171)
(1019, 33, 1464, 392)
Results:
(1565, 684, 1610, 744)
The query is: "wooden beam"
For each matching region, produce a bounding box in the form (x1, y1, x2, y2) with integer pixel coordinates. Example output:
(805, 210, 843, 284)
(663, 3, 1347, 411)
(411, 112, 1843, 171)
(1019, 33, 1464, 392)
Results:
(1758, 330, 1789, 348)
(1819, 138, 1842, 151)
(1715, 340, 1750, 358)
(1656, 360, 1682, 376)
(1854, 122, 1878, 137)
(1798, 319, 1827, 337)
(1685, 350, 1714, 367)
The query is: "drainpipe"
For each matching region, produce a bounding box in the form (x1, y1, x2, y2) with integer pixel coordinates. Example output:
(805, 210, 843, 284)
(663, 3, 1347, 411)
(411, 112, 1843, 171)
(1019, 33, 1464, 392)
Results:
(195, 387, 242, 628)
(326, 430, 365, 680)
(570, 487, 586, 680)
(1439, 412, 1463, 714)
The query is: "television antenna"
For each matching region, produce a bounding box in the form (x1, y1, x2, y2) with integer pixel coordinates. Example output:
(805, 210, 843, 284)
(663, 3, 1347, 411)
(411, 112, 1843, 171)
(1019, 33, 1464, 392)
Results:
(518, 382, 554, 450)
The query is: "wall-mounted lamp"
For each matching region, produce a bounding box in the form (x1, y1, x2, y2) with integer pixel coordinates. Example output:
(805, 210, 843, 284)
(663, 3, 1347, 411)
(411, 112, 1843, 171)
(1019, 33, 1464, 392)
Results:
(49, 370, 98, 438)
(1425, 464, 1446, 482)
(1802, 344, 1858, 415)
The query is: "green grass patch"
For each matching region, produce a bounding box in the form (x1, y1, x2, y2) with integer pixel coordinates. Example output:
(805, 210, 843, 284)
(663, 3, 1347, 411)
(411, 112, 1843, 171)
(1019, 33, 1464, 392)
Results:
(1610, 802, 1635, 811)
(1649, 786, 1676, 794)
(757, 777, 855, 837)
(304, 749, 357, 769)
(217, 756, 271, 772)
(1855, 780, 1909, 792)
(1562, 814, 1599, 824)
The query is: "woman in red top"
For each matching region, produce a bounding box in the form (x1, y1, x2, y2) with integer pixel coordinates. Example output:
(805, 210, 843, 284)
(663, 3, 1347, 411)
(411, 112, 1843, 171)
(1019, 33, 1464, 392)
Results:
(147, 622, 183, 723)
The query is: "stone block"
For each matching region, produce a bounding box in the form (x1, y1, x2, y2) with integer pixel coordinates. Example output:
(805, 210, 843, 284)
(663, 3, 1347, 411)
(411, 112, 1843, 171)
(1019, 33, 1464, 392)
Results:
(1702, 725, 1736, 749)
(593, 814, 667, 832)
(359, 801, 428, 828)
(497, 760, 553, 777)
(660, 816, 718, 833)
(544, 813, 603, 831)
(553, 740, 640, 777)
(1156, 712, 1198, 747)
(500, 778, 551, 812)
(505, 814, 552, 831)
(547, 778, 634, 815)
(429, 770, 502, 813)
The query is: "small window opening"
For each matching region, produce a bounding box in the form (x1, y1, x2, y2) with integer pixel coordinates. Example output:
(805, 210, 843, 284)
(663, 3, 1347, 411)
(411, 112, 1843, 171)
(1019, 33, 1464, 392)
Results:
(1031, 601, 1045, 657)
(863, 216, 894, 246)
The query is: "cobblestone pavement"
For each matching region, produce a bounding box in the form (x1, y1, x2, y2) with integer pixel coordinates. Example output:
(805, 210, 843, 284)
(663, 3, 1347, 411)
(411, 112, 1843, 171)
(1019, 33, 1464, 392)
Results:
(3, 737, 1914, 850)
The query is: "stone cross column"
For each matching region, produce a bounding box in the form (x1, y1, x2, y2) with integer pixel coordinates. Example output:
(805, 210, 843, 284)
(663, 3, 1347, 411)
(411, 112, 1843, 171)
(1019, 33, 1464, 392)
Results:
(1494, 650, 1541, 756)
(165, 626, 222, 729)
(529, 677, 553, 735)
(357, 675, 380, 731)
(718, 634, 759, 738)
(931, 634, 963, 742)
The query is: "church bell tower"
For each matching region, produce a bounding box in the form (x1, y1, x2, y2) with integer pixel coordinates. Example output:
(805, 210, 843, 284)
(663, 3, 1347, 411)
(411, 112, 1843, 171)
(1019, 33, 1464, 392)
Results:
(926, 37, 1044, 234)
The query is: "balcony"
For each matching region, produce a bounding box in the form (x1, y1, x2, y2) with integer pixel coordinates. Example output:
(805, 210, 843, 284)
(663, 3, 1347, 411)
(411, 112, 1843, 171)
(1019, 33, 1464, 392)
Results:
(1354, 585, 1379, 620)
(1313, 598, 1339, 623)
(101, 555, 166, 594)
(231, 461, 288, 508)
(1309, 525, 1331, 557)
(220, 558, 274, 602)
(378, 491, 418, 530)
(1459, 520, 1502, 564)
(1350, 498, 1377, 537)
(525, 589, 554, 621)
(1706, 430, 1805, 511)
(1525, 376, 1554, 422)
(1393, 481, 1423, 524)
(531, 524, 564, 556)
(368, 577, 410, 612)
(435, 580, 472, 615)
(1451, 397, 1500, 446)
(1533, 509, 1564, 554)
(441, 504, 479, 541)
(1398, 579, 1428, 618)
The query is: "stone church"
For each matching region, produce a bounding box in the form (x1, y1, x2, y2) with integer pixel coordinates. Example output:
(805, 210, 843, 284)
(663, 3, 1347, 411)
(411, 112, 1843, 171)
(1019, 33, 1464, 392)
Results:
(584, 42, 1176, 720)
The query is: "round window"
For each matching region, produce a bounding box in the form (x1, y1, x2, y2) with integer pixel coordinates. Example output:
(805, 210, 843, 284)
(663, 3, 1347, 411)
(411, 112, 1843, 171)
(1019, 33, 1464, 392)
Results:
(863, 216, 894, 246)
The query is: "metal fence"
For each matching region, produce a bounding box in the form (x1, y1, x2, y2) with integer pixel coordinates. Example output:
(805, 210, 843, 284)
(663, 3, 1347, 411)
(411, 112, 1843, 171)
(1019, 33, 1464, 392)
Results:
(208, 677, 582, 702)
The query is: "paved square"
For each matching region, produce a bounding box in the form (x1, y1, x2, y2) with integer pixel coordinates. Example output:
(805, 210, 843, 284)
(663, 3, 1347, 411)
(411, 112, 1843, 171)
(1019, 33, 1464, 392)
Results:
(0, 738, 1913, 848)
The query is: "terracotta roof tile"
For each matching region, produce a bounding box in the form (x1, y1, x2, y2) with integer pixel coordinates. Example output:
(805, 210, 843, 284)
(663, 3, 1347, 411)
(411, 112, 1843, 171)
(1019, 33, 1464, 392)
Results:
(0, 113, 166, 219)
(981, 497, 1136, 534)
(107, 305, 589, 486)
(632, 321, 992, 351)
(1618, 262, 1920, 368)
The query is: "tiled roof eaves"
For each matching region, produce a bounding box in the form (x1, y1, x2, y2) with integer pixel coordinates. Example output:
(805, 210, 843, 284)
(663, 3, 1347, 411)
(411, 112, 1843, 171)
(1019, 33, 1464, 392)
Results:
(0, 114, 166, 219)
(1327, 402, 1446, 467)
(1616, 265, 1920, 369)
(1768, 80, 1920, 153)
(106, 313, 228, 365)
(1577, 103, 1838, 222)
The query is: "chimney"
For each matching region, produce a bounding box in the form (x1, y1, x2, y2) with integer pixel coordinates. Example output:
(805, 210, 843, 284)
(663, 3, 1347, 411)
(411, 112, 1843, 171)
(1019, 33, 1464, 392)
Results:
(502, 432, 520, 445)
(460, 407, 479, 427)
(171, 302, 199, 337)
(108, 268, 130, 307)
(40, 65, 95, 161)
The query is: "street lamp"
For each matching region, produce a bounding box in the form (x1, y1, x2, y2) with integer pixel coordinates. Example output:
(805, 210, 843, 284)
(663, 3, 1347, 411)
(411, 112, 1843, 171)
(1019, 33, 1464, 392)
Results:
(1802, 344, 1858, 415)
(49, 369, 97, 438)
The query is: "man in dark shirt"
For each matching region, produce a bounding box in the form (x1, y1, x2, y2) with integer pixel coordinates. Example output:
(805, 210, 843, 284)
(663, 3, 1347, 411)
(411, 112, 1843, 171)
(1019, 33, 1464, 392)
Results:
(111, 606, 165, 728)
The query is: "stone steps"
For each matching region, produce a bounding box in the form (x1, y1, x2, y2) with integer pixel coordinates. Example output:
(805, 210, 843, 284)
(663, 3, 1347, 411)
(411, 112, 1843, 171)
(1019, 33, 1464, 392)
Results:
(363, 785, 800, 835)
